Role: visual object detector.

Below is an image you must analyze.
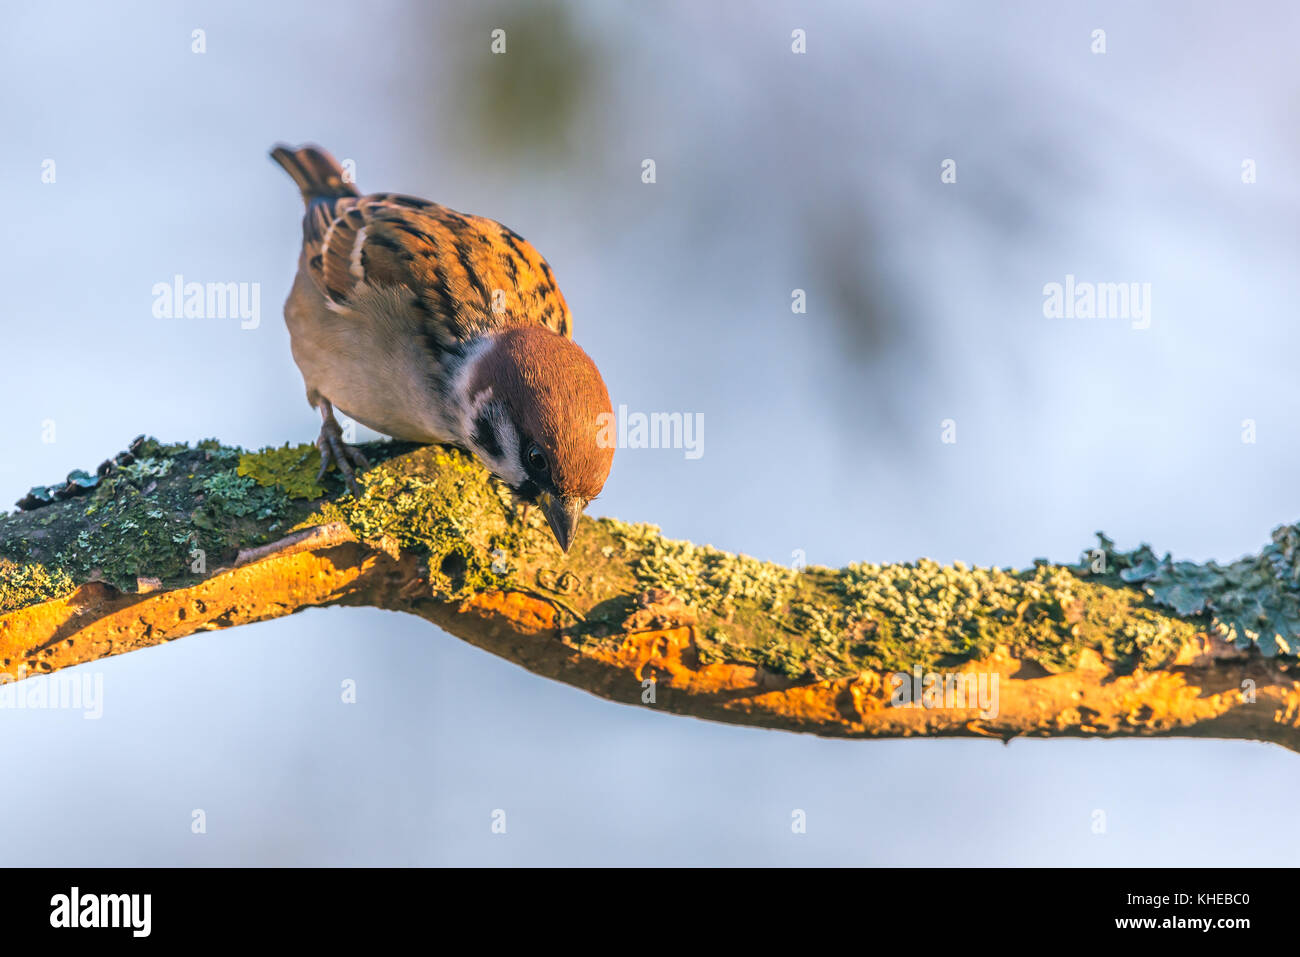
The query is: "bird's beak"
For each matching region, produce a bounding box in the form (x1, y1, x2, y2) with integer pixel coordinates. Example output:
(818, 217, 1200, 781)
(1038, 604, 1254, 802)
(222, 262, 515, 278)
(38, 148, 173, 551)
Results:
(543, 496, 585, 553)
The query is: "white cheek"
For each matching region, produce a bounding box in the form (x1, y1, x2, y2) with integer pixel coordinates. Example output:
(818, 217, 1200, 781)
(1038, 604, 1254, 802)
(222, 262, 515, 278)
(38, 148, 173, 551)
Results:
(464, 394, 527, 487)
(490, 417, 527, 487)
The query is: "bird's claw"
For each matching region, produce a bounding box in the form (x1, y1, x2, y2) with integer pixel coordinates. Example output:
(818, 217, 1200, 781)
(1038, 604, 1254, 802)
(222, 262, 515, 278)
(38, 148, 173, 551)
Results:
(316, 422, 370, 497)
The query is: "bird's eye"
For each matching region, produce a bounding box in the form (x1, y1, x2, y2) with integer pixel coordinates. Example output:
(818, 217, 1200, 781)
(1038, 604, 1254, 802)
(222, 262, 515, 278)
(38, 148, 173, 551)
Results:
(526, 444, 549, 473)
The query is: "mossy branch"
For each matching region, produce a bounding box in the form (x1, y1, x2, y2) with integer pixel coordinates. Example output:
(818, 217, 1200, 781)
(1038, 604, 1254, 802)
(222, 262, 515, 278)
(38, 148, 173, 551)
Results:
(1, 437, 1298, 751)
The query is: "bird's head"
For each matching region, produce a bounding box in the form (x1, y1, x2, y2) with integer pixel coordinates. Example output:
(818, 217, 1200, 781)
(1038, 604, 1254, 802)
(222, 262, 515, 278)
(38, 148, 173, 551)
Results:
(463, 326, 614, 552)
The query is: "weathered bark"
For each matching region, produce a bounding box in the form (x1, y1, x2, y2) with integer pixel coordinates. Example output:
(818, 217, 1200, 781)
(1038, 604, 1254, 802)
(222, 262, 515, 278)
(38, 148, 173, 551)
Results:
(1, 436, 1297, 751)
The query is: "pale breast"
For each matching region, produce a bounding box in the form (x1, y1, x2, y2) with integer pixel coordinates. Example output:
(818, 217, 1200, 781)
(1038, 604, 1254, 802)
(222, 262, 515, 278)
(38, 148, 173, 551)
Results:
(282, 263, 460, 444)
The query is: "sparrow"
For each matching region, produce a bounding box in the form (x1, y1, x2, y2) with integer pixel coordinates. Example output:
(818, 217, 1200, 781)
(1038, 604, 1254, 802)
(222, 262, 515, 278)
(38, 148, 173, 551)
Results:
(270, 143, 614, 552)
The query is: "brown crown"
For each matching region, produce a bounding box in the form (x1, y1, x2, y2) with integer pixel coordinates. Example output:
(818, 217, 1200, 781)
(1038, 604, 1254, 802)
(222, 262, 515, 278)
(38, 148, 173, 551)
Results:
(472, 326, 614, 501)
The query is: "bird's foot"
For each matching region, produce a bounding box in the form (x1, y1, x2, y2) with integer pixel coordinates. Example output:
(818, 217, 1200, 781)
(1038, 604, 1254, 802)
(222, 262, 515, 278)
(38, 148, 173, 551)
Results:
(316, 415, 370, 497)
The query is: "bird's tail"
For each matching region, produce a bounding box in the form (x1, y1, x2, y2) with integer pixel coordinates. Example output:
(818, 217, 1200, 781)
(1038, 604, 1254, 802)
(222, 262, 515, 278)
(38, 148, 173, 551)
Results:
(270, 143, 360, 203)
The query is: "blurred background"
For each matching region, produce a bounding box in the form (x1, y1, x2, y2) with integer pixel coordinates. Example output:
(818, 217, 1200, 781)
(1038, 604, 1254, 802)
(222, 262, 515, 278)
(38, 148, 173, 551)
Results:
(1, 0, 1298, 864)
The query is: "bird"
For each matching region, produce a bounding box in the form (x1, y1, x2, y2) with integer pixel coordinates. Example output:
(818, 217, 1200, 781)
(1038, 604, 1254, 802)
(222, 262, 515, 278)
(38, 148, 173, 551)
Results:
(270, 143, 614, 553)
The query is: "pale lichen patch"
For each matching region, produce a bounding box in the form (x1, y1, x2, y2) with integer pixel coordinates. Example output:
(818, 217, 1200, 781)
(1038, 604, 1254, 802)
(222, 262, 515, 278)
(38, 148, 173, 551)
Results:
(0, 558, 75, 613)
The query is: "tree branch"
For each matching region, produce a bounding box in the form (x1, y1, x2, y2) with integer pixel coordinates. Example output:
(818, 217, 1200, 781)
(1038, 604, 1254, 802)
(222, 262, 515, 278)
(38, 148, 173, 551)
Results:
(2, 436, 1297, 751)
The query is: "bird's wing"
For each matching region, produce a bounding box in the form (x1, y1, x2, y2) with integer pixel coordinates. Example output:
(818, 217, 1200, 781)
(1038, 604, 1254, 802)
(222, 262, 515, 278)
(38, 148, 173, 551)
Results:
(301, 193, 573, 343)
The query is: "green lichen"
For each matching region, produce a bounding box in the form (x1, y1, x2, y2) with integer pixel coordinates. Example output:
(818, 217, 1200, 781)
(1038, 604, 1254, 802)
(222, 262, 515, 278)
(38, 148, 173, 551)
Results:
(835, 559, 1090, 673)
(305, 447, 515, 599)
(197, 469, 284, 519)
(0, 436, 471, 604)
(591, 520, 1198, 679)
(0, 437, 318, 594)
(117, 456, 175, 483)
(1108, 607, 1184, 670)
(1094, 525, 1300, 656)
(608, 521, 797, 617)
(238, 443, 328, 500)
(4, 434, 1291, 684)
(0, 559, 75, 612)
(597, 522, 850, 677)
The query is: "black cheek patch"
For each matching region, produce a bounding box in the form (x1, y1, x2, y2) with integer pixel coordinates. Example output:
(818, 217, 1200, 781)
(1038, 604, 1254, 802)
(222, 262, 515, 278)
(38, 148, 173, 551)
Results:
(471, 414, 503, 459)
(512, 479, 540, 504)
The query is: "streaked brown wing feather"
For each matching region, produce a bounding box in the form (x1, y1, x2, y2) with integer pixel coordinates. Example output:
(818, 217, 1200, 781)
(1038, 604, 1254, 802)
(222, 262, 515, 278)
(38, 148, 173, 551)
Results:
(301, 193, 573, 342)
